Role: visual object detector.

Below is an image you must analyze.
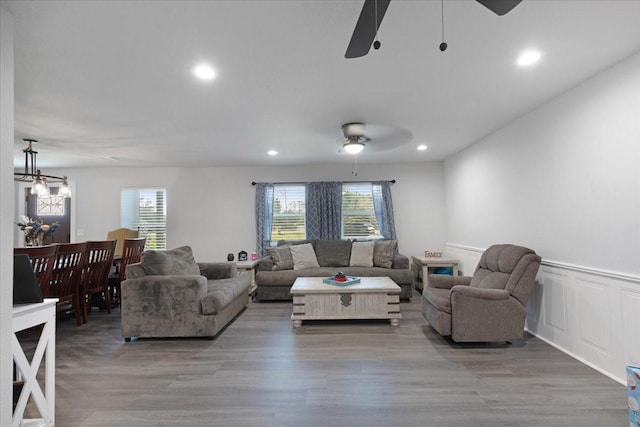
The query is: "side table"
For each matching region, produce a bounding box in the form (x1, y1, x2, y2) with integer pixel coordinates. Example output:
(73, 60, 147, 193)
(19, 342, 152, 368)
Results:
(411, 256, 459, 292)
(236, 259, 259, 298)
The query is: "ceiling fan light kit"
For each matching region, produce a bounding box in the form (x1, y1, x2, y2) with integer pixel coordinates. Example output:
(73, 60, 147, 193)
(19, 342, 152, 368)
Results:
(341, 122, 368, 154)
(343, 138, 365, 154)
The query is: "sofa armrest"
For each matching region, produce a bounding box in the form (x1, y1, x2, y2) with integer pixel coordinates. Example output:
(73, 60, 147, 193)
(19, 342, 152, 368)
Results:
(198, 262, 237, 280)
(125, 262, 145, 279)
(427, 274, 472, 290)
(392, 253, 410, 269)
(257, 256, 274, 271)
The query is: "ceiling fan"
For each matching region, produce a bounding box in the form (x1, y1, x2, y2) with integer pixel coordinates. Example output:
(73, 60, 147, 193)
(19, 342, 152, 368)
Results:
(341, 123, 369, 154)
(345, 0, 524, 59)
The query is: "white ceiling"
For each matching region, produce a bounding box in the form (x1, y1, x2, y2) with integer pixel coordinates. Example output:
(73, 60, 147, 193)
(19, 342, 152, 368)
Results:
(6, 0, 640, 169)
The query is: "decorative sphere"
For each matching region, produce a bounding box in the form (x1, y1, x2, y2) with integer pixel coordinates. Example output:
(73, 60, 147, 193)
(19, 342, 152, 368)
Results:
(373, 40, 381, 50)
(227, 253, 234, 261)
(439, 42, 448, 52)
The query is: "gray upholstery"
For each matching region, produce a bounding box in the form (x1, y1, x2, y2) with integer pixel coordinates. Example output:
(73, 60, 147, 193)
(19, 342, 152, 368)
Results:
(121, 246, 250, 340)
(314, 240, 351, 267)
(257, 239, 413, 300)
(421, 244, 541, 342)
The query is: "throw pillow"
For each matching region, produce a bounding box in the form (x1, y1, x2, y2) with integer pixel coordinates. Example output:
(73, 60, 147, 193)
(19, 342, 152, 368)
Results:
(141, 246, 201, 276)
(290, 243, 320, 270)
(315, 240, 352, 267)
(350, 241, 374, 267)
(265, 246, 294, 271)
(373, 239, 397, 268)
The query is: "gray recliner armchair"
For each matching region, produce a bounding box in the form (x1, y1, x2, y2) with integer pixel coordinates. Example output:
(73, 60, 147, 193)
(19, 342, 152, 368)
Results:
(421, 244, 541, 342)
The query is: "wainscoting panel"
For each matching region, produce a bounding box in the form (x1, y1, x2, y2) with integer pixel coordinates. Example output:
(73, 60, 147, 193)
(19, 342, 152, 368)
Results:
(575, 276, 611, 356)
(541, 269, 569, 338)
(620, 286, 640, 367)
(445, 243, 640, 384)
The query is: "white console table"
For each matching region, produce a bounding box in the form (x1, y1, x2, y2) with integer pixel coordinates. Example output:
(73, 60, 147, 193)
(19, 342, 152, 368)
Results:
(12, 298, 58, 427)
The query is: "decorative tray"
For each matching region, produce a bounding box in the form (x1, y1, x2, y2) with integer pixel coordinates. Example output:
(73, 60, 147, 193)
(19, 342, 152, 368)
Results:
(322, 277, 361, 287)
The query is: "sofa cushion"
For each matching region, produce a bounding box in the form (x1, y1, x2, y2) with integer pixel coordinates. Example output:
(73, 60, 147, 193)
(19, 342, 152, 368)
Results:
(265, 246, 293, 271)
(140, 246, 200, 276)
(290, 243, 320, 270)
(470, 269, 510, 290)
(350, 241, 374, 267)
(201, 278, 248, 315)
(277, 239, 315, 249)
(315, 240, 352, 267)
(373, 240, 397, 268)
(480, 244, 535, 273)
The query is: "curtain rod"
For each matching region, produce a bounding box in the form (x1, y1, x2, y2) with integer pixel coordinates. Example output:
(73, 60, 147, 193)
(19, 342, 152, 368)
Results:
(251, 179, 396, 186)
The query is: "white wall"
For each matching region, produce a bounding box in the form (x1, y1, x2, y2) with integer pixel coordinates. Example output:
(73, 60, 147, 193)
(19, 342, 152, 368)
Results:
(444, 52, 640, 276)
(45, 161, 444, 262)
(0, 6, 14, 425)
(443, 52, 640, 383)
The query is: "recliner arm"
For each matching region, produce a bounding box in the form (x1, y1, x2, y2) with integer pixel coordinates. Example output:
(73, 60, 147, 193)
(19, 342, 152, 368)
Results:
(427, 274, 472, 290)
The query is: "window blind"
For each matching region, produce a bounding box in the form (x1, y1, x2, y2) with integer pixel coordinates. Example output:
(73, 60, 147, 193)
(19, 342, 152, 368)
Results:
(121, 188, 167, 250)
(270, 185, 306, 242)
(341, 183, 381, 239)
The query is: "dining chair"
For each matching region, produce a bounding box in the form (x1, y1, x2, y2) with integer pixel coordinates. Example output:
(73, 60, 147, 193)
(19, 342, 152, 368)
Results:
(106, 227, 139, 258)
(14, 245, 59, 296)
(83, 240, 117, 322)
(108, 237, 146, 305)
(50, 242, 88, 326)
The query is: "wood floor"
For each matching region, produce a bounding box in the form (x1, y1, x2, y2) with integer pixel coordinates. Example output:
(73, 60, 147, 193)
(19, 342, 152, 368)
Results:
(21, 291, 628, 426)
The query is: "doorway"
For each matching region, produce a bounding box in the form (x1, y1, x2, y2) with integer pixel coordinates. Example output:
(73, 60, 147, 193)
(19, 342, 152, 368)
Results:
(15, 182, 76, 247)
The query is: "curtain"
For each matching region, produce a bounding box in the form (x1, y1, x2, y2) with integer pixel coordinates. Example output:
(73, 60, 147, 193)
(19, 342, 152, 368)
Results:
(372, 181, 396, 239)
(305, 182, 342, 240)
(255, 183, 274, 256)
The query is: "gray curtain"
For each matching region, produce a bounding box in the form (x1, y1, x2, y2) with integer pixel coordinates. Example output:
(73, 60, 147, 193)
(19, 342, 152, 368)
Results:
(372, 181, 396, 239)
(305, 182, 342, 240)
(255, 183, 274, 256)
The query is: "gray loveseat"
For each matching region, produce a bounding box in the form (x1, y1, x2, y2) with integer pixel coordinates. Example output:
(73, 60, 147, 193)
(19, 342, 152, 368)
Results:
(121, 246, 250, 341)
(256, 239, 412, 301)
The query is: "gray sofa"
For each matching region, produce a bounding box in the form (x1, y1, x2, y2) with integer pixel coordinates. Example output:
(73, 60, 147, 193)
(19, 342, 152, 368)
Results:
(256, 239, 413, 301)
(121, 246, 250, 341)
(421, 244, 541, 342)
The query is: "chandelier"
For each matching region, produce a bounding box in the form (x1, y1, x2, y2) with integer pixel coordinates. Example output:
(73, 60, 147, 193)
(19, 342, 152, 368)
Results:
(13, 139, 71, 198)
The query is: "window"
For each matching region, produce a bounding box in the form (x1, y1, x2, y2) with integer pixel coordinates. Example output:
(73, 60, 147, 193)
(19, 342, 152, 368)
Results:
(270, 185, 305, 242)
(121, 188, 167, 250)
(256, 181, 394, 255)
(341, 183, 381, 239)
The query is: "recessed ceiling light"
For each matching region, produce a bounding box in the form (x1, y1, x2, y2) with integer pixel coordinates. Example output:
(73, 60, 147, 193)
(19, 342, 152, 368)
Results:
(517, 50, 541, 67)
(192, 64, 216, 80)
(417, 144, 428, 151)
(268, 150, 278, 156)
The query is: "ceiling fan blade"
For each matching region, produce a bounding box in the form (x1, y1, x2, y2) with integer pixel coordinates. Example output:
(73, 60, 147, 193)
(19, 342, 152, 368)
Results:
(476, 0, 523, 16)
(345, 0, 391, 59)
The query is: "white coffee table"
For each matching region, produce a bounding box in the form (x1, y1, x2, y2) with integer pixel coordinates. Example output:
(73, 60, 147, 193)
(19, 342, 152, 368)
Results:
(290, 277, 401, 327)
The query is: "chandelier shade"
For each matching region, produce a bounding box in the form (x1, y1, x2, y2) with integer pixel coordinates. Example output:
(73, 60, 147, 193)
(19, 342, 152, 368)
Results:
(13, 139, 72, 198)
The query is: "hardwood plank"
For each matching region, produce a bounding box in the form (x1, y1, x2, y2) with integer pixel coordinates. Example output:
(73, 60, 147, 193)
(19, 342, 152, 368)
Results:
(18, 290, 628, 426)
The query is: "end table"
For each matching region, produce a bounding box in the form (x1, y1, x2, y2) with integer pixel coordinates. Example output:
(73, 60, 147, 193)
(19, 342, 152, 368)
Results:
(411, 255, 459, 292)
(236, 259, 259, 298)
